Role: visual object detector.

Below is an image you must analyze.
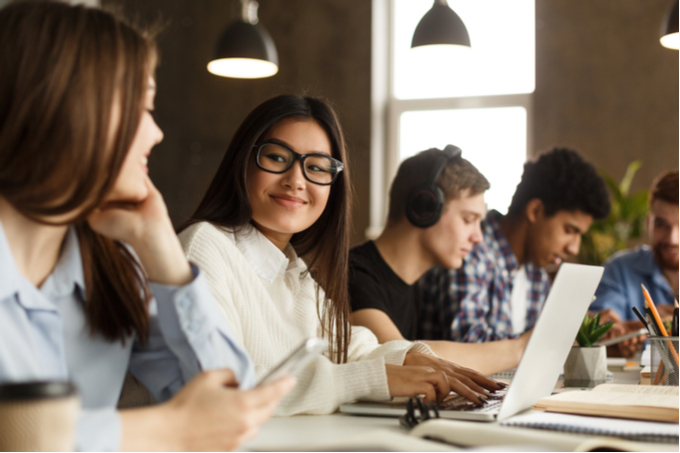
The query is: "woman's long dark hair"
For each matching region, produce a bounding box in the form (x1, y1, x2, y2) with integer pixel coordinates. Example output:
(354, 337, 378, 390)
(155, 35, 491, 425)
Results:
(0, 2, 156, 344)
(180, 95, 353, 363)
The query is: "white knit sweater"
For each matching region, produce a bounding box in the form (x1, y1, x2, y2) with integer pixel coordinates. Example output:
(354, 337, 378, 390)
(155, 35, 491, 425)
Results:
(179, 221, 432, 416)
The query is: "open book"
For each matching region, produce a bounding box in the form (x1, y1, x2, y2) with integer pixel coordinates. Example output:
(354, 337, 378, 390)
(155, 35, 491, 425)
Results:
(533, 384, 678, 422)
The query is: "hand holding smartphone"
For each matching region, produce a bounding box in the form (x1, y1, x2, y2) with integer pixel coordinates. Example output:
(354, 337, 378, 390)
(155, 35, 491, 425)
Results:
(594, 327, 648, 346)
(256, 338, 327, 387)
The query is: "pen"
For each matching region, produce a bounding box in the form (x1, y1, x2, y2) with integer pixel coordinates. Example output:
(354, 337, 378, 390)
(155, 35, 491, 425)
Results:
(632, 306, 650, 331)
(644, 307, 659, 336)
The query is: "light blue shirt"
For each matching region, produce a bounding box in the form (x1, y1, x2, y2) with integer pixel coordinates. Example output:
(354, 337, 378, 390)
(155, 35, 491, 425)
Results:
(0, 222, 255, 451)
(590, 245, 675, 322)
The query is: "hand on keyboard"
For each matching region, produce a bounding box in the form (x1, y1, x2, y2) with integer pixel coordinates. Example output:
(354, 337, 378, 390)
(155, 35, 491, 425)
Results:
(403, 352, 508, 405)
(438, 390, 507, 412)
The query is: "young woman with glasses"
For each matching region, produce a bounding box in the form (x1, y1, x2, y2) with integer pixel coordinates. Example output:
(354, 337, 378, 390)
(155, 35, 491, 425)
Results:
(0, 3, 294, 450)
(179, 95, 504, 416)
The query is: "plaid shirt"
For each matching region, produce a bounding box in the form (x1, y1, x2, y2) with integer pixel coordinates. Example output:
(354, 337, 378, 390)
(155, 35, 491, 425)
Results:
(418, 210, 551, 342)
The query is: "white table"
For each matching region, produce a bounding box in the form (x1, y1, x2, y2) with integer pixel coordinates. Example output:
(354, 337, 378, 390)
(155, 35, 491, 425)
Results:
(243, 364, 678, 452)
(243, 412, 458, 451)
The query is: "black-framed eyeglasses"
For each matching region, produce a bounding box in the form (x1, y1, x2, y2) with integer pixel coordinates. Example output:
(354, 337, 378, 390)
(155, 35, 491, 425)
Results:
(253, 141, 344, 186)
(399, 396, 440, 429)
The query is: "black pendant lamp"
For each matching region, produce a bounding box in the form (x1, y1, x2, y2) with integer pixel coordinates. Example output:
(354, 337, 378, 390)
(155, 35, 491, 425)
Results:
(207, 0, 278, 78)
(411, 0, 471, 50)
(660, 0, 679, 50)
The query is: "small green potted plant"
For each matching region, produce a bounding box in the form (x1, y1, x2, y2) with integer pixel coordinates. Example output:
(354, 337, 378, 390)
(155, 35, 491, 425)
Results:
(563, 313, 614, 387)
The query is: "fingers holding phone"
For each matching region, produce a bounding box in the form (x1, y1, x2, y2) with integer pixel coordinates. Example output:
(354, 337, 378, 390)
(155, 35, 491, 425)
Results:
(155, 369, 296, 451)
(598, 322, 648, 357)
(235, 376, 298, 445)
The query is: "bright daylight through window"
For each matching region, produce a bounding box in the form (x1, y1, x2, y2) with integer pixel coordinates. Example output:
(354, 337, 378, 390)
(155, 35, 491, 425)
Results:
(391, 0, 535, 213)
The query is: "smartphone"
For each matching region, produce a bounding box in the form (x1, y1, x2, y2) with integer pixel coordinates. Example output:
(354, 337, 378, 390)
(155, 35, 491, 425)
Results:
(595, 328, 648, 346)
(256, 338, 327, 387)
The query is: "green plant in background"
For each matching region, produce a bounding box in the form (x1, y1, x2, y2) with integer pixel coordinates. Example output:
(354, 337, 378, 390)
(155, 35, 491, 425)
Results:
(576, 312, 614, 347)
(663, 319, 673, 334)
(578, 160, 649, 265)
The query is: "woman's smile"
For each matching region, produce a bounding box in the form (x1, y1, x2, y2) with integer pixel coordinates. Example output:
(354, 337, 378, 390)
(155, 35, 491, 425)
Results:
(270, 193, 308, 209)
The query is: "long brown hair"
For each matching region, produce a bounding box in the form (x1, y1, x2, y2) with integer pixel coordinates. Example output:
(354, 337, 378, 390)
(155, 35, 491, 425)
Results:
(180, 95, 353, 363)
(0, 2, 157, 344)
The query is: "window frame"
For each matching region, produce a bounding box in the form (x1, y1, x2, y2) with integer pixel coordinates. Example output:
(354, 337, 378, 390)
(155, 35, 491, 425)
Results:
(369, 0, 534, 238)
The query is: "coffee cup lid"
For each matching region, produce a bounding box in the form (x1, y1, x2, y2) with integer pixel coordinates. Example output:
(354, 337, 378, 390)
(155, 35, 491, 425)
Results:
(0, 381, 77, 401)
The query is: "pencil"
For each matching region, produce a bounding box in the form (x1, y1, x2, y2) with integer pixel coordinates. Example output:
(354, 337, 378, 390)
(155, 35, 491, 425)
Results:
(642, 284, 670, 336)
(653, 360, 665, 385)
(642, 284, 679, 367)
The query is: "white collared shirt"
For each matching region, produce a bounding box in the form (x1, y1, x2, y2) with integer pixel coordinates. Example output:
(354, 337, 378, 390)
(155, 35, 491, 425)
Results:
(234, 224, 301, 284)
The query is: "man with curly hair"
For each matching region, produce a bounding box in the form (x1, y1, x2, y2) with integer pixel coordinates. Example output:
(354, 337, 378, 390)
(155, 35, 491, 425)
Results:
(419, 148, 611, 343)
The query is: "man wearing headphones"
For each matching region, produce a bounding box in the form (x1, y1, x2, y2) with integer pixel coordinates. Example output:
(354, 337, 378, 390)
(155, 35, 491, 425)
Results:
(349, 146, 530, 375)
(419, 148, 610, 344)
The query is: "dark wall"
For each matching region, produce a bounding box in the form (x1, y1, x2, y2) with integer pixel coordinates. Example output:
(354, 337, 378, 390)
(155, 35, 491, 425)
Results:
(534, 0, 679, 191)
(109, 0, 677, 245)
(107, 0, 372, 245)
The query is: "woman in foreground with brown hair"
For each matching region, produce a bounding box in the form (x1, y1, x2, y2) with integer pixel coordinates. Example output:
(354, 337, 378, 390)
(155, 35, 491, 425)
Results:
(0, 2, 293, 450)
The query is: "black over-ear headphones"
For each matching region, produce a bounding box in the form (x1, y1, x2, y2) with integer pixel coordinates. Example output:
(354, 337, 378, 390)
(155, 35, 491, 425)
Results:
(405, 144, 462, 228)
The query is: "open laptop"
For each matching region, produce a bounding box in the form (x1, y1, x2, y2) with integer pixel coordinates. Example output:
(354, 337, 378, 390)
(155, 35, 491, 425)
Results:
(339, 262, 604, 422)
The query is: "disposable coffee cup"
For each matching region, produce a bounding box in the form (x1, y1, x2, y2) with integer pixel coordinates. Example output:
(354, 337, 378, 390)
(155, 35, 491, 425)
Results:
(0, 381, 79, 451)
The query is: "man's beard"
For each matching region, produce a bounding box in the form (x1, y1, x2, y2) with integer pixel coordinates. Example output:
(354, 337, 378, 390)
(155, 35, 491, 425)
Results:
(653, 243, 679, 270)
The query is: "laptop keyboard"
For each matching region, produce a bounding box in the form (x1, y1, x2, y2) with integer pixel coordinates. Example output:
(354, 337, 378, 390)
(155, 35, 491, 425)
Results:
(437, 389, 507, 413)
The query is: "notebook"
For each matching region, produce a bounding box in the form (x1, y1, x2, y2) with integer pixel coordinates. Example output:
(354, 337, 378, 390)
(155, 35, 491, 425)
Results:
(339, 262, 604, 422)
(501, 412, 679, 444)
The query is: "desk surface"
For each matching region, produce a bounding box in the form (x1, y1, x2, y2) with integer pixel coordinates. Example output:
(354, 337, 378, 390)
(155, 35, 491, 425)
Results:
(244, 363, 678, 452)
(242, 412, 457, 452)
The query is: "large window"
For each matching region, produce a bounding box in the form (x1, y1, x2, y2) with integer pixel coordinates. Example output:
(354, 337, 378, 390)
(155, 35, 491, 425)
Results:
(369, 0, 535, 236)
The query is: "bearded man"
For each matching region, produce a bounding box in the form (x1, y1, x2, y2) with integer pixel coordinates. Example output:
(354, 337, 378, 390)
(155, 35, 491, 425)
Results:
(590, 170, 678, 356)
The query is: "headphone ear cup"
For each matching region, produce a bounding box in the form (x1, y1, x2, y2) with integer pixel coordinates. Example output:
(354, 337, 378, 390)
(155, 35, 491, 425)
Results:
(406, 185, 445, 228)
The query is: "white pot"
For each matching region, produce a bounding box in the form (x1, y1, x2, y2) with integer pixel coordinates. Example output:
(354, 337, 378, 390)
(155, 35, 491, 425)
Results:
(563, 345, 607, 388)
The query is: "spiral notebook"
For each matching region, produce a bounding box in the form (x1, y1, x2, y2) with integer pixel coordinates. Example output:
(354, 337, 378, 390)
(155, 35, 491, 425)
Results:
(501, 412, 679, 444)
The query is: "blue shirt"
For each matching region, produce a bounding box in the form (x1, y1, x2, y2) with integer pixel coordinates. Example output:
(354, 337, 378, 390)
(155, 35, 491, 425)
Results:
(590, 245, 675, 322)
(0, 222, 255, 451)
(418, 210, 551, 342)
